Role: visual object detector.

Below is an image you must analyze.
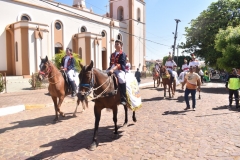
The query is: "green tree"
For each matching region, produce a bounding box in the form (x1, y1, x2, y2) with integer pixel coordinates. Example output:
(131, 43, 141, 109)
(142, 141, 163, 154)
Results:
(215, 26, 240, 71)
(182, 0, 240, 67)
(53, 50, 82, 72)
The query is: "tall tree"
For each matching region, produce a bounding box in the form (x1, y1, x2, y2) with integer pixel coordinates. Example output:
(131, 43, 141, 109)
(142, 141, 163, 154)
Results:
(182, 0, 240, 67)
(215, 26, 240, 71)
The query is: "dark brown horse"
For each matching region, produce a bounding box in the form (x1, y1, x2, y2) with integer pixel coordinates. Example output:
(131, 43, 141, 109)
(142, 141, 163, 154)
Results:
(38, 56, 86, 121)
(159, 66, 175, 98)
(78, 60, 137, 151)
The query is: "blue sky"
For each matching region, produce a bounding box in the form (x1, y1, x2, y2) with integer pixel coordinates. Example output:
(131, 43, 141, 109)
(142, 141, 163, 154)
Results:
(56, 0, 217, 60)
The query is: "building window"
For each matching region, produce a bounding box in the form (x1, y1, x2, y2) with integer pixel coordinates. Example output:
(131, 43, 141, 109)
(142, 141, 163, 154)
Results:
(137, 8, 141, 22)
(21, 15, 31, 21)
(15, 42, 18, 62)
(55, 22, 62, 30)
(81, 26, 87, 32)
(79, 47, 82, 59)
(117, 34, 122, 40)
(101, 31, 106, 37)
(117, 6, 124, 21)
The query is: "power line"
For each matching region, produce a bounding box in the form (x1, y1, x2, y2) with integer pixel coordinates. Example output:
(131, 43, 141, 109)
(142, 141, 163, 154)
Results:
(39, 0, 171, 47)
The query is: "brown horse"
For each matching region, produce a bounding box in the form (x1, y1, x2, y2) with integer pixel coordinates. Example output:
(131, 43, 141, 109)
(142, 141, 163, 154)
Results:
(78, 60, 137, 151)
(38, 56, 86, 121)
(152, 67, 161, 88)
(159, 66, 175, 98)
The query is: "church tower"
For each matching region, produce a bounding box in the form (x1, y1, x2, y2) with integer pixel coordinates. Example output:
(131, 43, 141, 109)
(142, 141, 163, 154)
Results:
(73, 0, 86, 8)
(109, 0, 146, 71)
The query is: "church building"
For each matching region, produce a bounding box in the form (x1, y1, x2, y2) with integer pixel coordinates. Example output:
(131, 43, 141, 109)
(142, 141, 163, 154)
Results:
(0, 0, 146, 76)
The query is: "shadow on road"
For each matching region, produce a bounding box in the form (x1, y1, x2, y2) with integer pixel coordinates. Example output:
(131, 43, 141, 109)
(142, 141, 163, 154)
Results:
(142, 96, 164, 102)
(162, 110, 190, 115)
(0, 115, 75, 134)
(27, 126, 124, 160)
(212, 105, 240, 112)
(201, 87, 227, 94)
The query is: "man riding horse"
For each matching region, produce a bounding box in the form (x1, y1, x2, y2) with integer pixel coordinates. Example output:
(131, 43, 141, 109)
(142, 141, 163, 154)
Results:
(107, 39, 127, 105)
(165, 54, 177, 83)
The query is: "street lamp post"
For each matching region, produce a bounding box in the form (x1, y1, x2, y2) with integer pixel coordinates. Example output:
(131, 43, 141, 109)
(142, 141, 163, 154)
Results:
(172, 19, 181, 61)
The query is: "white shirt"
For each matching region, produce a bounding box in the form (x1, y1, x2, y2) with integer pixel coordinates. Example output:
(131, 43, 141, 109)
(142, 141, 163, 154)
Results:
(165, 60, 177, 71)
(126, 62, 131, 73)
(182, 64, 189, 72)
(64, 56, 70, 69)
(189, 60, 199, 68)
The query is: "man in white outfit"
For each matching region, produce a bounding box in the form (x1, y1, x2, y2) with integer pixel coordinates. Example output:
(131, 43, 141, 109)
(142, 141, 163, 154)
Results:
(165, 55, 177, 83)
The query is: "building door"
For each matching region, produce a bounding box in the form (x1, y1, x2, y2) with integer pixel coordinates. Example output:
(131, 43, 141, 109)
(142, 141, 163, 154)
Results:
(102, 48, 107, 70)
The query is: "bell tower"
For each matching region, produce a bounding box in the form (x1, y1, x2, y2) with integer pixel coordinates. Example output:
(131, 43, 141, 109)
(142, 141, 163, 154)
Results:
(109, 0, 146, 71)
(73, 0, 86, 8)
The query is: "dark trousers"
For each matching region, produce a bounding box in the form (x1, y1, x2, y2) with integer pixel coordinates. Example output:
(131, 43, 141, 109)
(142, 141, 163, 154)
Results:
(184, 88, 196, 108)
(229, 89, 239, 106)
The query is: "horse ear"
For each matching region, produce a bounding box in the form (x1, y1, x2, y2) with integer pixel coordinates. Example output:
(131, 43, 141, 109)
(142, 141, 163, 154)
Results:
(45, 56, 48, 61)
(78, 60, 84, 69)
(89, 60, 94, 69)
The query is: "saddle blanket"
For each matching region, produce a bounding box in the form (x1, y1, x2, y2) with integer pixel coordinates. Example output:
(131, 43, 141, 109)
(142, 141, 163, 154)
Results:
(126, 73, 142, 111)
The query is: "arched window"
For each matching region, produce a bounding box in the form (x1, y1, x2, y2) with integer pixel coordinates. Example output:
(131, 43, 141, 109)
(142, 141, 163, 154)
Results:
(81, 26, 87, 32)
(137, 8, 141, 22)
(117, 6, 124, 21)
(117, 34, 122, 41)
(21, 14, 31, 21)
(55, 21, 62, 30)
(101, 31, 106, 37)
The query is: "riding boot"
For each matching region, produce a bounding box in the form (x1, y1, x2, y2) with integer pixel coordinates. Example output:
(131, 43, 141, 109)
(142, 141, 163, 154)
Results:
(70, 81, 76, 97)
(119, 83, 127, 105)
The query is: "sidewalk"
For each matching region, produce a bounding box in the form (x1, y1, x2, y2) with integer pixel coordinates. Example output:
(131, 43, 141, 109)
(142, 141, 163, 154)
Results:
(0, 76, 154, 116)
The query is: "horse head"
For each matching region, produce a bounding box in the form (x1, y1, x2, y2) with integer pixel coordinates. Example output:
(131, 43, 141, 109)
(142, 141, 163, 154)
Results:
(38, 56, 51, 81)
(78, 60, 94, 100)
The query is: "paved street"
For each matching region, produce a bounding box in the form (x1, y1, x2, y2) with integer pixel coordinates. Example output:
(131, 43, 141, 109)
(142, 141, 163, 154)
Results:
(0, 81, 240, 159)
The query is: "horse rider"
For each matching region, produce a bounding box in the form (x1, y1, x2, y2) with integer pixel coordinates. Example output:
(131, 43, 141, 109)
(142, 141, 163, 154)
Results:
(155, 61, 161, 73)
(225, 68, 240, 109)
(125, 57, 131, 73)
(61, 48, 76, 97)
(165, 54, 177, 83)
(188, 54, 199, 72)
(107, 39, 127, 105)
(179, 58, 189, 83)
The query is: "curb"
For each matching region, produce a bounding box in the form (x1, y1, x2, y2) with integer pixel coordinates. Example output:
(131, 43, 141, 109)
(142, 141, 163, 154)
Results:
(0, 82, 154, 117)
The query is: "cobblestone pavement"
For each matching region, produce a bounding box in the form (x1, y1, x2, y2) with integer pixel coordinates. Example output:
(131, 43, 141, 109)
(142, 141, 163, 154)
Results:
(0, 81, 240, 160)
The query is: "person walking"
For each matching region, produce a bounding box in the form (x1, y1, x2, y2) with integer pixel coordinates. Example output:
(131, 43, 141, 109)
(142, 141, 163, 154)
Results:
(182, 66, 201, 111)
(135, 68, 141, 85)
(225, 68, 240, 109)
(61, 48, 76, 97)
(107, 40, 127, 105)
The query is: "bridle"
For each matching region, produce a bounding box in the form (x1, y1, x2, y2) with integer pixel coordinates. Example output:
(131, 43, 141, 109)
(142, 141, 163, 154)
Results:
(39, 61, 60, 84)
(79, 68, 113, 101)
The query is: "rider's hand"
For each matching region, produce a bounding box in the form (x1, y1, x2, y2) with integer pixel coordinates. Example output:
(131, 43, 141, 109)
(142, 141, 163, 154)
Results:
(108, 69, 114, 76)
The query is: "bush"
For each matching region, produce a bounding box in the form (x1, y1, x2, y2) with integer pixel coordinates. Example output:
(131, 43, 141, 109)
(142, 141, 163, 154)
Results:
(52, 50, 82, 72)
(0, 74, 4, 92)
(29, 73, 46, 89)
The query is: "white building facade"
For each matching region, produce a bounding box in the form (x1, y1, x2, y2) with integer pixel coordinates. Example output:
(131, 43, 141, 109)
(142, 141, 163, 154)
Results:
(0, 0, 146, 76)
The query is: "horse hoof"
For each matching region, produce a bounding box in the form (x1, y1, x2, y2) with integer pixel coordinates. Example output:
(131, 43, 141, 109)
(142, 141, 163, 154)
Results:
(132, 117, 137, 122)
(53, 118, 59, 122)
(73, 114, 77, 117)
(123, 122, 128, 127)
(112, 133, 119, 139)
(60, 113, 65, 117)
(89, 143, 97, 151)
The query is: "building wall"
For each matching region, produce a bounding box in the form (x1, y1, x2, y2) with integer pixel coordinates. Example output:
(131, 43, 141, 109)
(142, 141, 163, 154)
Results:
(0, 0, 143, 75)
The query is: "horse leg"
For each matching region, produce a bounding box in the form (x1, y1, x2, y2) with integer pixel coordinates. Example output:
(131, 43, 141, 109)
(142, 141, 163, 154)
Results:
(73, 100, 80, 117)
(51, 96, 59, 121)
(168, 84, 171, 98)
(132, 111, 137, 122)
(123, 105, 128, 127)
(57, 96, 65, 117)
(164, 84, 166, 99)
(112, 106, 118, 136)
(89, 105, 101, 151)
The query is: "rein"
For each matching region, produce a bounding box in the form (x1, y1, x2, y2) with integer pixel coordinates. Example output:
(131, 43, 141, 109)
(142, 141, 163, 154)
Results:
(39, 62, 61, 84)
(79, 69, 116, 101)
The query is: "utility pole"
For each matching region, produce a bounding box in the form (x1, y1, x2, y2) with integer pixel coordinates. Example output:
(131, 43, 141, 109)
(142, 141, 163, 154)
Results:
(172, 19, 181, 61)
(177, 43, 179, 67)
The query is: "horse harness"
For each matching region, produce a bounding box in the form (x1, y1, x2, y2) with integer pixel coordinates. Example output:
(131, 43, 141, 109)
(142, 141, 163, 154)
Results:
(79, 69, 118, 101)
(39, 61, 61, 84)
